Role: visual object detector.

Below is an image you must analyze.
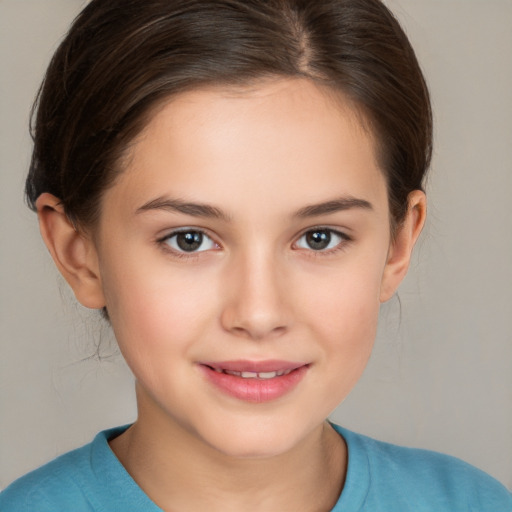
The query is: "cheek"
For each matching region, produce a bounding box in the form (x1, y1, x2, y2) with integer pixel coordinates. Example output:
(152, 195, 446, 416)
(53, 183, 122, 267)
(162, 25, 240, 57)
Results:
(100, 256, 219, 362)
(316, 283, 379, 364)
(300, 254, 384, 391)
(307, 253, 383, 334)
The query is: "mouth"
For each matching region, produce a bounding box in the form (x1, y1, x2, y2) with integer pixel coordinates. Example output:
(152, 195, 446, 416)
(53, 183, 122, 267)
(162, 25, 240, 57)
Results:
(210, 368, 295, 379)
(198, 360, 309, 403)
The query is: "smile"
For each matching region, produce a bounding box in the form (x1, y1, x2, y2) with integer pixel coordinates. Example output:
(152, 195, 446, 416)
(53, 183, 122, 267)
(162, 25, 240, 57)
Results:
(213, 369, 294, 379)
(199, 360, 309, 403)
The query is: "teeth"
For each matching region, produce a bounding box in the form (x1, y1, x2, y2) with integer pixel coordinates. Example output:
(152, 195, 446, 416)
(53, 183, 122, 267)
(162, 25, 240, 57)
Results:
(216, 369, 294, 379)
(257, 371, 278, 379)
(241, 371, 259, 378)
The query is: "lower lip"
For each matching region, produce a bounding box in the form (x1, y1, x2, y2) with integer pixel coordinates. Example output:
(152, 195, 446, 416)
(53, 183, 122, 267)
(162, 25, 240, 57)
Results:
(199, 365, 308, 403)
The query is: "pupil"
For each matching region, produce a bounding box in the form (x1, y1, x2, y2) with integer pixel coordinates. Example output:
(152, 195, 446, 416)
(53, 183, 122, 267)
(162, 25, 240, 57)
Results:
(306, 230, 331, 250)
(177, 232, 202, 252)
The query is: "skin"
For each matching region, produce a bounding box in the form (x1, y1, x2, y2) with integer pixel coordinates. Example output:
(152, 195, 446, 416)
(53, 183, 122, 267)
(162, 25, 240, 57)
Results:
(37, 78, 426, 511)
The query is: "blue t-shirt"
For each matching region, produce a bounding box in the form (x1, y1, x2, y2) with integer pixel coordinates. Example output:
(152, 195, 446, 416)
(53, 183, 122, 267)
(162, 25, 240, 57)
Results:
(1, 424, 511, 511)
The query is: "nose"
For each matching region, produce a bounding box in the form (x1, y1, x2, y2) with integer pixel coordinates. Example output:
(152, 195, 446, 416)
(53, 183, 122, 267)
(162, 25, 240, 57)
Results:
(220, 251, 290, 340)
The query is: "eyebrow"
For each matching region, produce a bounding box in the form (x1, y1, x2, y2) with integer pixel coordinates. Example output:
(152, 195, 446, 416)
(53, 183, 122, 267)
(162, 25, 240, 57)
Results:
(136, 195, 372, 221)
(136, 197, 231, 222)
(294, 197, 373, 218)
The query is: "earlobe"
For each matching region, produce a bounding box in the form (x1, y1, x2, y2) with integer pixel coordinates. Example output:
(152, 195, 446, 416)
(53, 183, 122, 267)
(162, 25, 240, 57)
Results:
(36, 193, 106, 309)
(379, 190, 426, 303)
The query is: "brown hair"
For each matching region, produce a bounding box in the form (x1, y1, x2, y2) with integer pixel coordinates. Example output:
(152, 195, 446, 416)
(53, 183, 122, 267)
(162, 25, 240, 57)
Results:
(26, 0, 432, 230)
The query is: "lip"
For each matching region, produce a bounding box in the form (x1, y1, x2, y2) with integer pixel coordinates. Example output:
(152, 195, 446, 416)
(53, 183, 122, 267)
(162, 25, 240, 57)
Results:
(201, 359, 305, 373)
(198, 360, 309, 403)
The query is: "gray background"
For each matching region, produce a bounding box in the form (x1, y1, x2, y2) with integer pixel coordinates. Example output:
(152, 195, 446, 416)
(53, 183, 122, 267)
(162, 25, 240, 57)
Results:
(1, 0, 511, 490)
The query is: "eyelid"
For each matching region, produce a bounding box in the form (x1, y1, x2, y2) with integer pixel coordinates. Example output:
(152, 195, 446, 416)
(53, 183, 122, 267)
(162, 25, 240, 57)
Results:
(157, 227, 220, 255)
(293, 226, 351, 252)
(156, 225, 351, 257)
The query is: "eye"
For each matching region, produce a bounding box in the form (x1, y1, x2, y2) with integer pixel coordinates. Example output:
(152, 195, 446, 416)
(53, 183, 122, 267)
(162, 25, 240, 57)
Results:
(295, 228, 347, 251)
(163, 230, 217, 253)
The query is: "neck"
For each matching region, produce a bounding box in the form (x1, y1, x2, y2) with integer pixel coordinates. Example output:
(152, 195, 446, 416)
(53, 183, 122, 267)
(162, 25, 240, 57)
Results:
(110, 385, 347, 512)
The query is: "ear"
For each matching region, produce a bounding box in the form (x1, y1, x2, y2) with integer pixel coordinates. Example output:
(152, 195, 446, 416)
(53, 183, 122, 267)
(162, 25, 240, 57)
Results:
(380, 190, 426, 303)
(36, 193, 106, 309)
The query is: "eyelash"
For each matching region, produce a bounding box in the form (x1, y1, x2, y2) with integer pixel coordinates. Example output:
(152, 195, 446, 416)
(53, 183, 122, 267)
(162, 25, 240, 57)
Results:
(293, 227, 352, 256)
(157, 227, 351, 259)
(157, 228, 219, 259)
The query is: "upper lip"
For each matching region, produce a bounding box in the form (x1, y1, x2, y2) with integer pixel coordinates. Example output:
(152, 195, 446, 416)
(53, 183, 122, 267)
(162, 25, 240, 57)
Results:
(200, 360, 308, 373)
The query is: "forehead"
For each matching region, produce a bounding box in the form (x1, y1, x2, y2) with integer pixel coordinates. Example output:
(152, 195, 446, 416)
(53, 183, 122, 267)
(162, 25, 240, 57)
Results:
(108, 78, 387, 218)
(137, 78, 374, 156)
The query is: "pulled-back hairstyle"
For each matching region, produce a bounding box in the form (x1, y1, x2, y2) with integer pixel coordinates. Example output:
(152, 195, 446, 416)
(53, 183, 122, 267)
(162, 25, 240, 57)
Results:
(26, 0, 432, 230)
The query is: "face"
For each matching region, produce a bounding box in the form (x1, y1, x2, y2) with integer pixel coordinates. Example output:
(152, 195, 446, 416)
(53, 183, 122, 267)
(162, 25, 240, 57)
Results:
(92, 79, 399, 458)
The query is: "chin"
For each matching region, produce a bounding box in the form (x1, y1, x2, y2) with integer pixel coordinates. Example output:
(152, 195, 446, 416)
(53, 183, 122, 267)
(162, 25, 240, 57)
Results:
(195, 414, 321, 460)
(207, 433, 296, 460)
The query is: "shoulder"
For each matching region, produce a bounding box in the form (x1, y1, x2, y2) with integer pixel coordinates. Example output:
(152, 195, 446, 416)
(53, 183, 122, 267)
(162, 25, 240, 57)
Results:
(0, 426, 132, 512)
(0, 442, 94, 511)
(332, 424, 512, 511)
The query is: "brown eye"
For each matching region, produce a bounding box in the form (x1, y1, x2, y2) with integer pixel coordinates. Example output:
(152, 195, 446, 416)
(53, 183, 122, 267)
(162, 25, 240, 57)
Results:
(176, 232, 203, 251)
(296, 229, 346, 251)
(164, 230, 216, 253)
(306, 230, 331, 250)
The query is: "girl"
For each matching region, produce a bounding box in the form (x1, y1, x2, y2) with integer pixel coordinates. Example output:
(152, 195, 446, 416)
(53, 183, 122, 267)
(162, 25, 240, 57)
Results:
(1, 0, 511, 510)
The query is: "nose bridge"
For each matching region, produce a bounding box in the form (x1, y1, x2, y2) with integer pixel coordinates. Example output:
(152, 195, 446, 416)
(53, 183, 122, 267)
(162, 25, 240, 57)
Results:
(221, 243, 289, 339)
